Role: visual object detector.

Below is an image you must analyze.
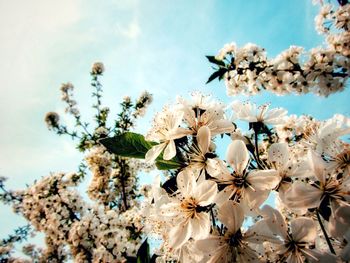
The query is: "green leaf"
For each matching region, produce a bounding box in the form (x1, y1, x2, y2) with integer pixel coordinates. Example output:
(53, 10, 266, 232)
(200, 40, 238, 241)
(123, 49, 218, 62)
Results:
(206, 55, 225, 67)
(136, 239, 150, 263)
(206, 68, 227, 84)
(100, 132, 183, 170)
(155, 158, 182, 170)
(99, 132, 155, 159)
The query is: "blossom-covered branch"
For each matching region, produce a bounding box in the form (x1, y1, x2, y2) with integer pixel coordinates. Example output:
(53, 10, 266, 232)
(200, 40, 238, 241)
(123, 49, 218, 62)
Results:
(207, 2, 350, 97)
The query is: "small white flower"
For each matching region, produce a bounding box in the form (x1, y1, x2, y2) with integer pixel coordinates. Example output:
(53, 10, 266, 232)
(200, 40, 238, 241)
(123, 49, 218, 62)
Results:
(177, 92, 235, 136)
(231, 100, 287, 125)
(211, 140, 279, 210)
(195, 201, 275, 263)
(261, 205, 337, 263)
(145, 107, 191, 162)
(160, 169, 218, 249)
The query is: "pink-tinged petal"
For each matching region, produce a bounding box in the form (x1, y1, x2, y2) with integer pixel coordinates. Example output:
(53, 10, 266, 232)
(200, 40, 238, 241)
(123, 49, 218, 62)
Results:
(218, 201, 244, 234)
(237, 244, 260, 263)
(308, 151, 326, 185)
(300, 248, 337, 263)
(261, 205, 288, 240)
(168, 220, 192, 249)
(207, 246, 230, 263)
(284, 182, 323, 210)
(243, 188, 269, 209)
(195, 180, 218, 206)
(197, 126, 211, 154)
(195, 236, 229, 262)
(163, 140, 176, 160)
(160, 202, 181, 217)
(195, 235, 227, 252)
(278, 182, 292, 202)
(214, 186, 233, 207)
(172, 110, 185, 128)
(191, 213, 210, 240)
(290, 217, 316, 243)
(178, 241, 203, 263)
(197, 170, 206, 184)
(235, 101, 258, 122)
(333, 203, 350, 226)
(206, 159, 232, 180)
(244, 219, 282, 244)
(176, 170, 195, 197)
(226, 140, 249, 175)
(170, 127, 193, 140)
(246, 170, 279, 190)
(341, 231, 350, 261)
(268, 142, 289, 169)
(145, 143, 166, 163)
(264, 108, 287, 125)
(292, 159, 313, 178)
(328, 203, 350, 239)
(210, 119, 235, 136)
(239, 199, 260, 216)
(286, 251, 304, 263)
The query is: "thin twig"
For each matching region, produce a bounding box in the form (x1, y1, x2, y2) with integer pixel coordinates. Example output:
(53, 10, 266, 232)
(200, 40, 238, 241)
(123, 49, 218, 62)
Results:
(254, 130, 263, 169)
(316, 209, 336, 255)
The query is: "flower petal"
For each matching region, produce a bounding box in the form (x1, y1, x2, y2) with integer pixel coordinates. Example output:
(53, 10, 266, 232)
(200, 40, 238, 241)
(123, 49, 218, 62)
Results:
(191, 213, 210, 240)
(264, 108, 287, 125)
(244, 188, 269, 209)
(261, 205, 288, 240)
(214, 186, 233, 207)
(328, 203, 350, 239)
(195, 236, 229, 263)
(226, 140, 249, 174)
(244, 219, 282, 244)
(145, 143, 166, 163)
(341, 231, 350, 261)
(206, 159, 232, 180)
(176, 170, 195, 197)
(197, 125, 211, 154)
(210, 119, 235, 136)
(218, 201, 244, 234)
(168, 220, 192, 249)
(246, 169, 279, 190)
(286, 251, 304, 263)
(300, 248, 337, 263)
(164, 140, 176, 160)
(268, 142, 289, 169)
(290, 217, 316, 243)
(195, 180, 218, 206)
(284, 182, 323, 210)
(170, 127, 193, 140)
(308, 151, 326, 185)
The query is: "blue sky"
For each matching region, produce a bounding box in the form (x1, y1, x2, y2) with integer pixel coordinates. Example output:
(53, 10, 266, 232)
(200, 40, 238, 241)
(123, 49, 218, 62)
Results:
(0, 0, 349, 245)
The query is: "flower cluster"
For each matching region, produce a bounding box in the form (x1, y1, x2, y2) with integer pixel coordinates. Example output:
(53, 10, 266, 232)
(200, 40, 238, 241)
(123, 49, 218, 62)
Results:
(1, 2, 350, 263)
(140, 92, 349, 262)
(0, 62, 154, 262)
(60, 82, 80, 116)
(4, 172, 144, 262)
(207, 3, 350, 97)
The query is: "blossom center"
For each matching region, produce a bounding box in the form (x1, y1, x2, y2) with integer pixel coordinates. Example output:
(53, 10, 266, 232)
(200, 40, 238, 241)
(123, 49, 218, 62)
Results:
(228, 229, 243, 247)
(180, 197, 200, 219)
